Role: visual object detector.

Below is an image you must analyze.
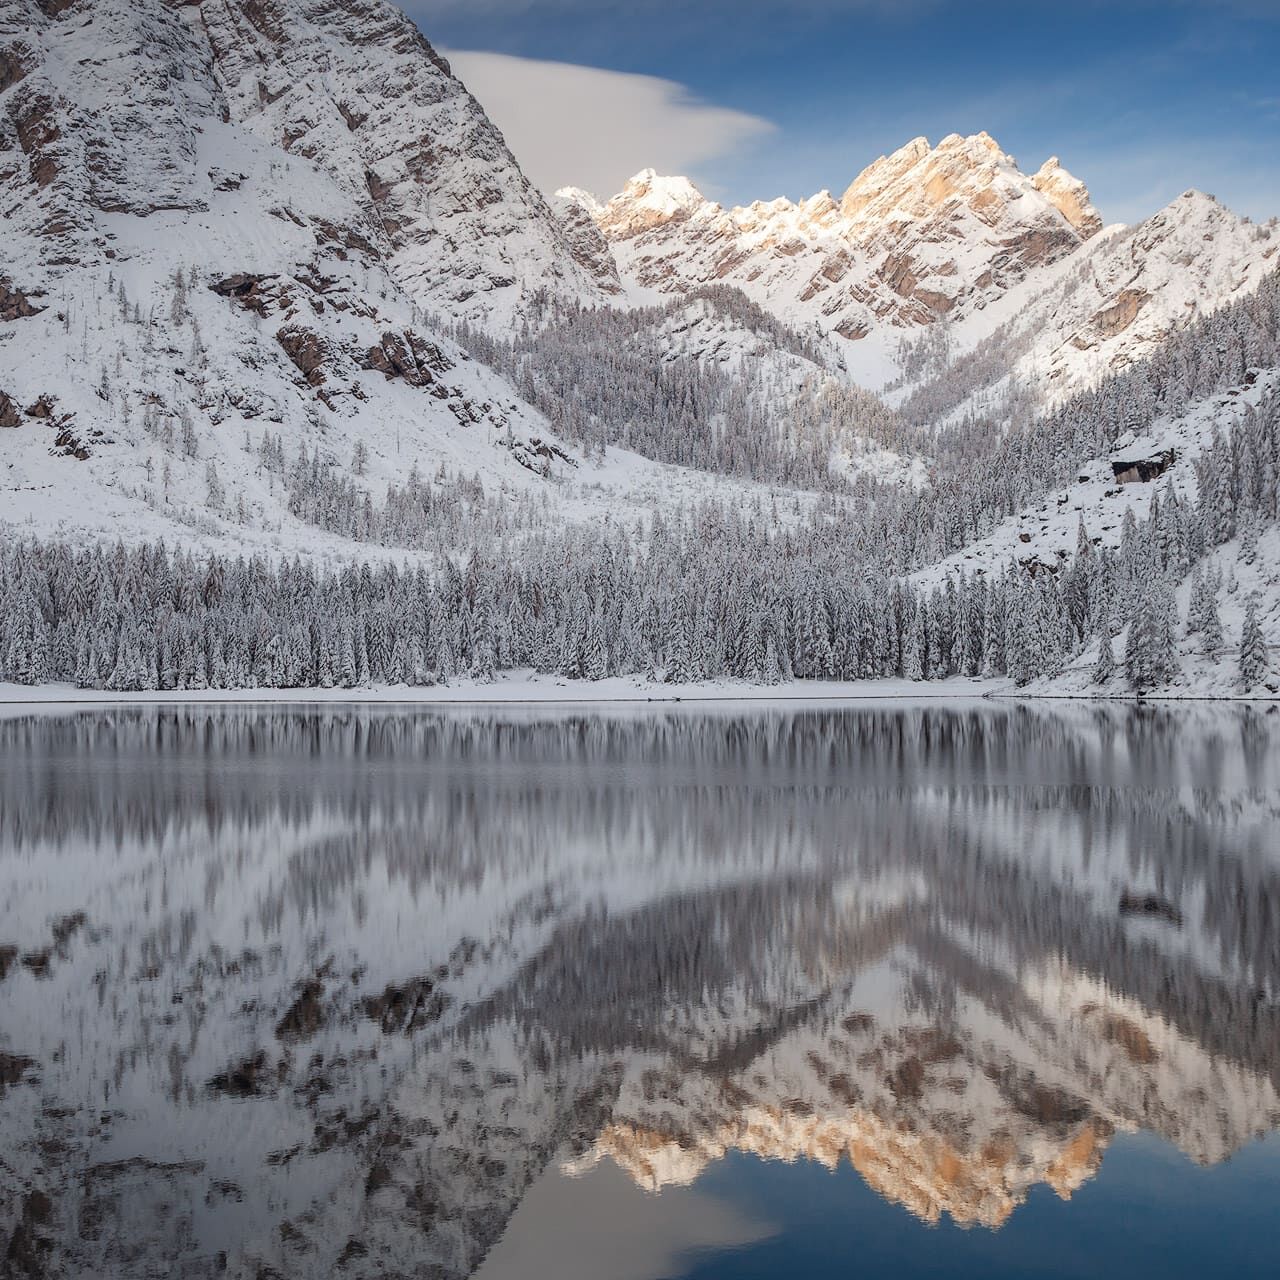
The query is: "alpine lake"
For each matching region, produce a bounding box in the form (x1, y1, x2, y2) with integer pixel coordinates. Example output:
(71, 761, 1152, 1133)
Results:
(2, 701, 1279, 1279)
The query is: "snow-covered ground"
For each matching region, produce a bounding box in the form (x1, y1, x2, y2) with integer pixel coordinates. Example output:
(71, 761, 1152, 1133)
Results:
(913, 368, 1280, 589)
(1, 670, 1275, 708)
(0, 672, 999, 708)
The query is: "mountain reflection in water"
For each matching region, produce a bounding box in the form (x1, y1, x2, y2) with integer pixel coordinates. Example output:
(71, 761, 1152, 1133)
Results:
(1, 703, 1278, 1279)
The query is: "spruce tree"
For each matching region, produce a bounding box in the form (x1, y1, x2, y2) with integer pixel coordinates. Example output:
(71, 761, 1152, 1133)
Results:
(1200, 580, 1224, 659)
(1124, 613, 1152, 693)
(1239, 597, 1268, 690)
(1092, 630, 1116, 686)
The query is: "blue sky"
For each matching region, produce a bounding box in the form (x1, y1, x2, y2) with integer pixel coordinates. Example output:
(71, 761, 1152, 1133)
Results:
(407, 0, 1280, 224)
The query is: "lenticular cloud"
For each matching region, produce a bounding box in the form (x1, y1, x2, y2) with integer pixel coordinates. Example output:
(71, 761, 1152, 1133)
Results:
(442, 49, 776, 199)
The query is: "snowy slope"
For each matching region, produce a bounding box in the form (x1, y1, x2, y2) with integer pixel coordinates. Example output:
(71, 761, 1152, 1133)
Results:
(915, 368, 1280, 587)
(635, 298, 924, 486)
(913, 367, 1280, 698)
(0, 0, 584, 552)
(1048, 522, 1280, 700)
(899, 191, 1280, 424)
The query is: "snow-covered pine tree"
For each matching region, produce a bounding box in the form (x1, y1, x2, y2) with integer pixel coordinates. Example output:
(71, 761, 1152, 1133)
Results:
(1239, 596, 1268, 690)
(1200, 575, 1224, 659)
(1124, 576, 1178, 693)
(1092, 629, 1116, 686)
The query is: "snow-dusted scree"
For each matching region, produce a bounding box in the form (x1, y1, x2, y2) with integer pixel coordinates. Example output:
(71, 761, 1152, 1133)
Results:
(1, 0, 1280, 698)
(1, 703, 1279, 1277)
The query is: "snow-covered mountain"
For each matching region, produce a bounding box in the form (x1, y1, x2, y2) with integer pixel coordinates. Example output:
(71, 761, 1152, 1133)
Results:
(1, 0, 613, 324)
(0, 0, 578, 541)
(193, 0, 621, 324)
(561, 134, 1105, 384)
(0, 0, 794, 558)
(897, 190, 1280, 424)
(915, 367, 1280, 594)
(565, 135, 1277, 398)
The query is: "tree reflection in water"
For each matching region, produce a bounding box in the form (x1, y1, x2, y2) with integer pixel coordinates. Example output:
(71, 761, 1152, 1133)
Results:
(0, 704, 1278, 1278)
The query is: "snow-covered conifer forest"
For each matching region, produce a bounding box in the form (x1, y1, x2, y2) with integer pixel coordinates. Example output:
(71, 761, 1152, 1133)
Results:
(2, 0, 1280, 698)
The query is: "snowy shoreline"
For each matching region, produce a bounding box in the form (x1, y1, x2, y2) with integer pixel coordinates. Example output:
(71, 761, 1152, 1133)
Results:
(1, 674, 1276, 710)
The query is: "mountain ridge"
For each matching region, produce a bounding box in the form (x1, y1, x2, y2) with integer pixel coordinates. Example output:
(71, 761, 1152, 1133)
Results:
(559, 132, 1104, 372)
(560, 137, 1275, 396)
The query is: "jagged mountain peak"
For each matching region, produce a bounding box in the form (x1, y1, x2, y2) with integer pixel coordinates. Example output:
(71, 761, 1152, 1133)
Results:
(593, 168, 711, 238)
(590, 130, 1089, 242)
(1170, 187, 1229, 215)
(576, 130, 1274, 400)
(1033, 154, 1104, 238)
(838, 134, 933, 218)
(835, 130, 1096, 236)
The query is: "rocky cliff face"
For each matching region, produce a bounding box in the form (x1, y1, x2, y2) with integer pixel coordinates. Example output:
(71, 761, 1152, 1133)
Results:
(0, 0, 217, 272)
(1023, 191, 1277, 382)
(0, 0, 614, 556)
(550, 189, 622, 294)
(0, 0, 615, 323)
(191, 0, 619, 326)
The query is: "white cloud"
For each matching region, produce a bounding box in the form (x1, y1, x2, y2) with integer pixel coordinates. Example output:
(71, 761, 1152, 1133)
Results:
(442, 50, 775, 200)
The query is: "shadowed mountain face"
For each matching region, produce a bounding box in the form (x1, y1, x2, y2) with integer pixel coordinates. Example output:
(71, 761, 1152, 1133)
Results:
(2, 704, 1280, 1277)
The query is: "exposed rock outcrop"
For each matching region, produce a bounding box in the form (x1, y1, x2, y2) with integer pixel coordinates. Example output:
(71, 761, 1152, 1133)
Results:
(1033, 155, 1104, 238)
(551, 189, 622, 292)
(276, 323, 330, 385)
(0, 391, 21, 427)
(0, 277, 44, 320)
(1111, 448, 1178, 484)
(362, 329, 452, 388)
(209, 271, 277, 316)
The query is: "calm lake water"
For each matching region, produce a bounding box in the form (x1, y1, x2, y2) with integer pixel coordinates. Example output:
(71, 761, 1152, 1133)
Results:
(1, 702, 1279, 1279)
